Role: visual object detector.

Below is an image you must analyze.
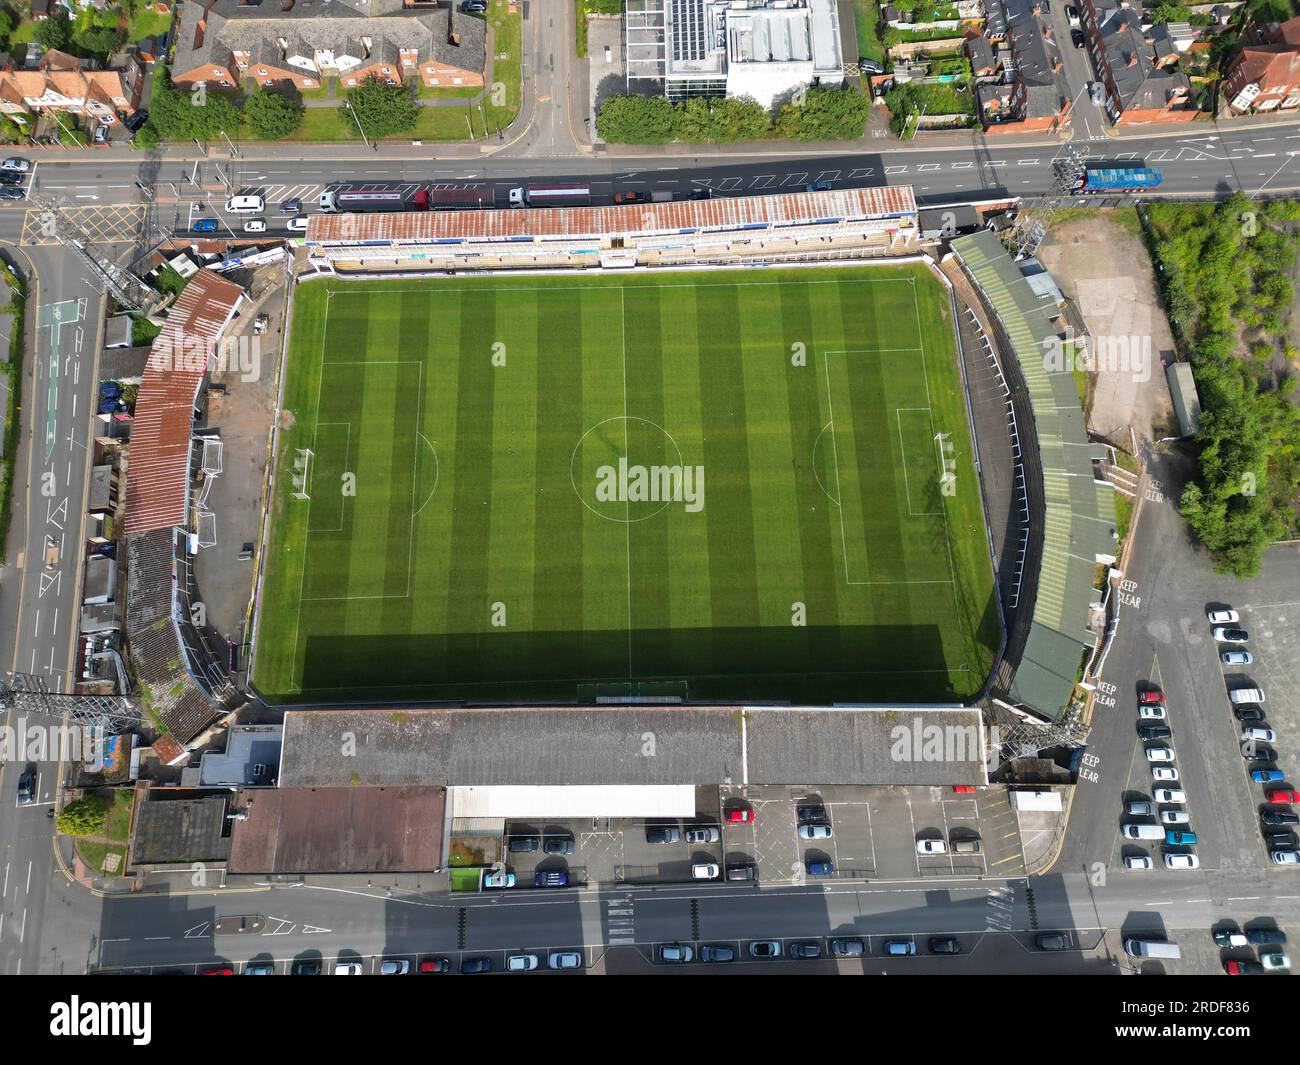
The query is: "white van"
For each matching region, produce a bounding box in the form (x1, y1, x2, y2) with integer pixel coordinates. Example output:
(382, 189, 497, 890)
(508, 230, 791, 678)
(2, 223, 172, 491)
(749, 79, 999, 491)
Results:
(1230, 687, 1265, 705)
(1122, 823, 1165, 840)
(225, 194, 265, 214)
(1124, 938, 1181, 959)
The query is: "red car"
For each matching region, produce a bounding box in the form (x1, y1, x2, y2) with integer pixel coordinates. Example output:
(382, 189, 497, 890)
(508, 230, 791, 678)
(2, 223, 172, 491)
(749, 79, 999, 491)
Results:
(724, 807, 754, 824)
(1137, 689, 1165, 706)
(953, 785, 977, 794)
(1225, 959, 1265, 975)
(200, 965, 233, 975)
(1267, 787, 1300, 805)
(418, 956, 449, 974)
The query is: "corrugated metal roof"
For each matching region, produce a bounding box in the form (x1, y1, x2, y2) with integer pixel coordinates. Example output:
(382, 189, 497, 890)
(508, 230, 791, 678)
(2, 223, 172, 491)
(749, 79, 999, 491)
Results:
(308, 186, 918, 245)
(124, 270, 245, 534)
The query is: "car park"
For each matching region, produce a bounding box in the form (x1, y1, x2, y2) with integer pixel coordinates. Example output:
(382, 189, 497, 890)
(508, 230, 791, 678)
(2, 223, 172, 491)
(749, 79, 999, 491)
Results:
(1125, 800, 1155, 816)
(1164, 852, 1200, 869)
(1138, 725, 1172, 741)
(749, 940, 781, 958)
(1214, 627, 1250, 643)
(1272, 850, 1300, 865)
(483, 870, 515, 888)
(1036, 933, 1069, 950)
(1266, 787, 1299, 804)
(1225, 959, 1265, 975)
(1124, 855, 1154, 870)
(789, 941, 822, 959)
(797, 805, 828, 823)
(806, 859, 834, 876)
(1138, 704, 1166, 720)
(1145, 746, 1175, 763)
(830, 938, 864, 957)
(883, 939, 916, 956)
(1138, 689, 1165, 705)
(1253, 769, 1286, 783)
(287, 216, 310, 232)
(699, 945, 734, 963)
(1246, 928, 1287, 945)
(509, 835, 541, 852)
(1262, 952, 1290, 971)
(684, 826, 720, 844)
(506, 954, 538, 972)
(645, 826, 680, 844)
(691, 862, 720, 880)
(0, 157, 30, 171)
(1207, 608, 1240, 624)
(543, 836, 574, 855)
(534, 870, 568, 887)
(1160, 809, 1190, 825)
(928, 937, 961, 954)
(461, 957, 491, 974)
(1152, 767, 1180, 781)
(1165, 829, 1197, 846)
(1223, 650, 1254, 665)
(1236, 706, 1267, 723)
(418, 957, 449, 973)
(1262, 810, 1300, 827)
(916, 838, 947, 854)
(378, 959, 409, 975)
(798, 823, 832, 839)
(659, 943, 693, 963)
(724, 806, 754, 824)
(1154, 788, 1185, 804)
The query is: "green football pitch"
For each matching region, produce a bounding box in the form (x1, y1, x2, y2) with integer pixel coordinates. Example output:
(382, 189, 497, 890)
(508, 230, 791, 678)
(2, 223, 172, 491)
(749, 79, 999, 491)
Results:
(252, 265, 1000, 704)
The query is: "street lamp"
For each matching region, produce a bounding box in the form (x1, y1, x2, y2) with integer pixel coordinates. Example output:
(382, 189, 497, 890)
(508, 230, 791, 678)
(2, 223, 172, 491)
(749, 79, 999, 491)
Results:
(345, 99, 372, 150)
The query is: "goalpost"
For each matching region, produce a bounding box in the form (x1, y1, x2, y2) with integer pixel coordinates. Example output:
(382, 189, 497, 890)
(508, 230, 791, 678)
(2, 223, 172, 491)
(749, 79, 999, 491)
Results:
(292, 448, 314, 501)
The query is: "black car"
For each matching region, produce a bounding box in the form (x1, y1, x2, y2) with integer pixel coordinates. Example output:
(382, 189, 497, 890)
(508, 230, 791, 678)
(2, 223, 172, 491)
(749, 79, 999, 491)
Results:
(17, 769, 35, 805)
(281, 199, 302, 214)
(543, 835, 575, 855)
(1262, 810, 1300, 827)
(645, 825, 680, 844)
(928, 937, 961, 955)
(1138, 725, 1172, 740)
(460, 0, 488, 11)
(0, 188, 24, 200)
(507, 835, 540, 852)
(687, 187, 712, 201)
(698, 945, 734, 963)
(290, 960, 321, 975)
(1036, 933, 1069, 951)
(461, 956, 492, 974)
(725, 863, 756, 881)
(1070, 28, 1085, 48)
(0, 171, 23, 186)
(1235, 706, 1266, 723)
(1246, 928, 1287, 946)
(1267, 832, 1299, 849)
(861, 58, 885, 75)
(1244, 744, 1278, 762)
(830, 938, 864, 957)
(124, 109, 149, 133)
(789, 941, 822, 959)
(797, 805, 827, 824)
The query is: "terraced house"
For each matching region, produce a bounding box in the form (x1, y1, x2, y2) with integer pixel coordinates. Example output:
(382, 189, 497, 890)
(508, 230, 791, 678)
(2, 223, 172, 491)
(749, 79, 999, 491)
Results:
(1079, 0, 1195, 125)
(0, 49, 141, 128)
(171, 0, 487, 92)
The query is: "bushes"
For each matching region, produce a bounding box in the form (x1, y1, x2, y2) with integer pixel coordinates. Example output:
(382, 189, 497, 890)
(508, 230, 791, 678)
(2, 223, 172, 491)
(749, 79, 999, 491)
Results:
(245, 89, 303, 140)
(345, 75, 418, 139)
(597, 88, 869, 143)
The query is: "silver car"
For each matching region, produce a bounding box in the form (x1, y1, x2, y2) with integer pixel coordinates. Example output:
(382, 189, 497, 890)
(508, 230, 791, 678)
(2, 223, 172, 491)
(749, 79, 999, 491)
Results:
(798, 823, 832, 839)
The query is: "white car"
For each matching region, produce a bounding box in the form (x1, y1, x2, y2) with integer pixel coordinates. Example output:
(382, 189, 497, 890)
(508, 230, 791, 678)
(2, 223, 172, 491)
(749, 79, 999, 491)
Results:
(243, 218, 267, 233)
(1152, 767, 1180, 782)
(287, 215, 310, 232)
(0, 157, 30, 172)
(1138, 704, 1166, 720)
(1262, 952, 1291, 971)
(1243, 727, 1277, 743)
(1222, 650, 1253, 665)
(1207, 608, 1240, 625)
(548, 952, 581, 969)
(1145, 746, 1175, 763)
(1272, 850, 1300, 865)
(1160, 809, 1190, 825)
(506, 953, 538, 971)
(691, 862, 720, 880)
(798, 823, 832, 839)
(917, 838, 948, 854)
(483, 870, 515, 889)
(1213, 626, 1249, 644)
(1164, 853, 1200, 869)
(333, 961, 362, 975)
(1124, 855, 1154, 870)
(1154, 788, 1186, 804)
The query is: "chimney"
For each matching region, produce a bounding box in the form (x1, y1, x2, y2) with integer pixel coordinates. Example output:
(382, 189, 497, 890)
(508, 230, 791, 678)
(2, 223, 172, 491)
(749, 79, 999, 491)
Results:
(1127, 52, 1138, 66)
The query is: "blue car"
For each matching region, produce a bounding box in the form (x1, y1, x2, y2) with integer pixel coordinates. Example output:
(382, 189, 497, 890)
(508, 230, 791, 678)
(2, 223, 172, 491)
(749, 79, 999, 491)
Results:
(1165, 829, 1197, 846)
(1253, 768, 1286, 783)
(191, 218, 218, 233)
(806, 860, 833, 877)
(534, 870, 568, 888)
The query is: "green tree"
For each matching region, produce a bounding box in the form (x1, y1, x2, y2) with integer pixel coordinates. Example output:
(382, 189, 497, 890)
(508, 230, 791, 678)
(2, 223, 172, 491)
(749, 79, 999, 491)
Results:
(595, 94, 678, 144)
(72, 24, 123, 59)
(345, 76, 418, 140)
(35, 11, 71, 52)
(0, 10, 14, 49)
(1150, 1, 1191, 24)
(245, 88, 303, 140)
(147, 67, 243, 144)
(57, 795, 109, 837)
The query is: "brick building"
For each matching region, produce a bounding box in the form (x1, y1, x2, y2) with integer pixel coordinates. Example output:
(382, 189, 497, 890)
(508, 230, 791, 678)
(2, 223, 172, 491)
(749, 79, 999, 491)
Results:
(1079, 0, 1195, 125)
(1223, 15, 1300, 113)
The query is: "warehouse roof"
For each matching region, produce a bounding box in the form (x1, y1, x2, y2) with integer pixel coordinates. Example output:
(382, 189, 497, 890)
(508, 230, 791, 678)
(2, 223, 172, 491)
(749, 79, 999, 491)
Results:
(307, 186, 918, 245)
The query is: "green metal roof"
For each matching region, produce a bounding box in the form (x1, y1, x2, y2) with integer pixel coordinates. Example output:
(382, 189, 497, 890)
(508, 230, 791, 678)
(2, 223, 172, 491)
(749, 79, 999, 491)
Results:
(952, 230, 1118, 720)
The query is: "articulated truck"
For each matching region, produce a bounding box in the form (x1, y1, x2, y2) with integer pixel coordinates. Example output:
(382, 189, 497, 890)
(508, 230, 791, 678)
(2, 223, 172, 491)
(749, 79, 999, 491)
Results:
(319, 186, 430, 213)
(508, 184, 591, 208)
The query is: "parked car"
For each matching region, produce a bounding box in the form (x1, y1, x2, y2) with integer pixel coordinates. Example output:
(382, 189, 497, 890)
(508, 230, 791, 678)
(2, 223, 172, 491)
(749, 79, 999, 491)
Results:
(916, 838, 947, 854)
(201, 965, 234, 975)
(1124, 855, 1154, 870)
(796, 805, 827, 823)
(1253, 769, 1286, 783)
(93, 123, 109, 145)
(460, 0, 488, 10)
(684, 826, 720, 844)
(1152, 767, 1180, 781)
(0, 171, 24, 185)
(1262, 810, 1300, 827)
(725, 863, 756, 882)
(533, 870, 569, 888)
(1207, 608, 1240, 624)
(698, 945, 734, 963)
(543, 835, 574, 855)
(1213, 928, 1249, 948)
(378, 959, 409, 975)
(1246, 928, 1287, 945)
(724, 806, 753, 824)
(124, 110, 149, 133)
(1165, 829, 1197, 846)
(803, 181, 832, 193)
(0, 188, 26, 201)
(1262, 952, 1291, 971)
(659, 943, 693, 963)
(1267, 786, 1299, 804)
(1138, 689, 1165, 706)
(508, 835, 541, 852)
(749, 940, 781, 958)
(281, 198, 302, 214)
(1225, 959, 1265, 975)
(1223, 650, 1254, 665)
(1214, 627, 1250, 644)
(290, 960, 322, 975)
(928, 937, 961, 954)
(1243, 743, 1277, 762)
(1236, 706, 1267, 723)
(1036, 933, 1069, 951)
(1266, 832, 1298, 849)
(16, 768, 35, 806)
(1070, 27, 1085, 47)
(645, 825, 679, 844)
(1272, 850, 1300, 865)
(243, 963, 275, 975)
(1138, 725, 1172, 741)
(1138, 704, 1166, 720)
(830, 938, 864, 957)
(861, 58, 885, 75)
(506, 954, 538, 972)
(287, 216, 310, 232)
(1164, 852, 1200, 869)
(805, 859, 834, 876)
(1154, 789, 1185, 804)
(691, 862, 720, 880)
(883, 939, 916, 956)
(418, 956, 450, 973)
(461, 957, 491, 974)
(483, 870, 515, 889)
(1160, 809, 1190, 825)
(789, 941, 822, 959)
(0, 157, 30, 171)
(1243, 727, 1277, 743)
(799, 823, 832, 840)
(1125, 800, 1155, 816)
(547, 951, 581, 969)
(1145, 746, 1175, 763)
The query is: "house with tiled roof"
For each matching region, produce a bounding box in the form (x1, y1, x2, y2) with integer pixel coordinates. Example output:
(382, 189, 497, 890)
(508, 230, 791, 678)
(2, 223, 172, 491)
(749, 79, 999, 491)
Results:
(1223, 15, 1300, 113)
(1079, 0, 1195, 125)
(978, 0, 1072, 133)
(170, 0, 487, 93)
(0, 49, 141, 128)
